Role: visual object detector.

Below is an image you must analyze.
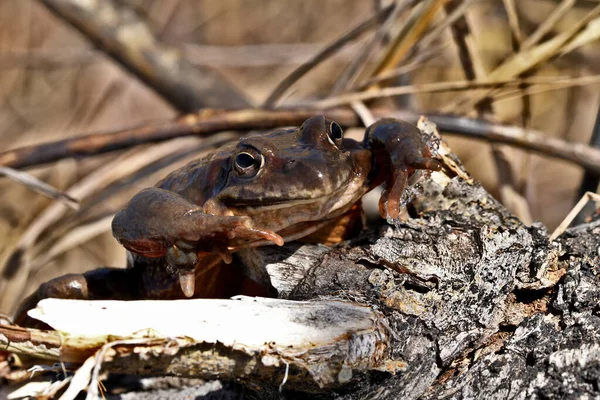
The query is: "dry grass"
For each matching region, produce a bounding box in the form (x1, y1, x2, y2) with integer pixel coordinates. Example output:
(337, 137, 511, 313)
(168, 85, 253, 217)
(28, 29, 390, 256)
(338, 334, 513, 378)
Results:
(0, 0, 598, 315)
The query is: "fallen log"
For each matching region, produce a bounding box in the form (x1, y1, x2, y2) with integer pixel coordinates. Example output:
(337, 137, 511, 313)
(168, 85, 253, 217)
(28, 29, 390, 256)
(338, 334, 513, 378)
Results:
(1, 122, 598, 399)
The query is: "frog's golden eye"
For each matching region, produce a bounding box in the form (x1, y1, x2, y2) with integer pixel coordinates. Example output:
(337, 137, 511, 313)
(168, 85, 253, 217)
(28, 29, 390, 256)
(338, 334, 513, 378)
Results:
(328, 121, 344, 148)
(234, 150, 263, 177)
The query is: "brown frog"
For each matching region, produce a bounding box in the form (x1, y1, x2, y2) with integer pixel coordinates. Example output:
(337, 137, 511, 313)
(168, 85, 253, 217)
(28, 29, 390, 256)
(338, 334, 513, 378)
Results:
(16, 116, 441, 323)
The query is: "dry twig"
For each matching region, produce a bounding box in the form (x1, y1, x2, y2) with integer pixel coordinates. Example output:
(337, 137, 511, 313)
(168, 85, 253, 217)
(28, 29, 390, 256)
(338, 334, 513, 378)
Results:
(0, 167, 78, 209)
(309, 76, 600, 109)
(1, 108, 600, 176)
(550, 191, 600, 241)
(502, 0, 523, 45)
(521, 0, 576, 50)
(444, 3, 600, 114)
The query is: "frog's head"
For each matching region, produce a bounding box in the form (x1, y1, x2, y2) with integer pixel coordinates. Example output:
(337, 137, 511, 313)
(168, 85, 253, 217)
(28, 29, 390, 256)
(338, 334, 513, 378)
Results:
(209, 115, 356, 211)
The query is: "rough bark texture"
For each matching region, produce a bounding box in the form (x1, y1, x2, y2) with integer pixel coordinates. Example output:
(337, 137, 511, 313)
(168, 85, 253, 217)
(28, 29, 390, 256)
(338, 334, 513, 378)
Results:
(3, 158, 599, 400)
(420, 220, 600, 400)
(89, 171, 600, 399)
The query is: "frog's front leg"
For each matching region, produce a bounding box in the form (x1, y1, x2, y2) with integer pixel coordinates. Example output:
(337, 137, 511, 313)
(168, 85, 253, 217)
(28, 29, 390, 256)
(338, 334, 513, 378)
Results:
(365, 118, 442, 220)
(111, 187, 283, 297)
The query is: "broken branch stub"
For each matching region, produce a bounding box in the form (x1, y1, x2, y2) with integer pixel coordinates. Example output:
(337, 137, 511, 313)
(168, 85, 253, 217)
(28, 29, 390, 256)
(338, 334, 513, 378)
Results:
(26, 296, 400, 391)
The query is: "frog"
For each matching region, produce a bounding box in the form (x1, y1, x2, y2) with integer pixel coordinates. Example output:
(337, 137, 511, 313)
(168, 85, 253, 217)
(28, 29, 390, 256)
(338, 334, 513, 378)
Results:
(15, 116, 442, 324)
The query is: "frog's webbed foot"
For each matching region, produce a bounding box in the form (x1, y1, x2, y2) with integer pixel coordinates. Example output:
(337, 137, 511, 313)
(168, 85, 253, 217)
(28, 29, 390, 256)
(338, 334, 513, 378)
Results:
(112, 188, 284, 297)
(365, 119, 442, 221)
(164, 242, 199, 297)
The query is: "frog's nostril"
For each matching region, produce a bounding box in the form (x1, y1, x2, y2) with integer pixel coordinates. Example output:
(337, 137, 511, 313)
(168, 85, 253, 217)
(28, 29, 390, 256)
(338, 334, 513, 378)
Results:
(285, 159, 296, 170)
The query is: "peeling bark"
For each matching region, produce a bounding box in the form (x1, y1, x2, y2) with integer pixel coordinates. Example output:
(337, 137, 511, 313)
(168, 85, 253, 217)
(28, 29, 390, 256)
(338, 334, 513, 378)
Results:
(23, 297, 395, 392)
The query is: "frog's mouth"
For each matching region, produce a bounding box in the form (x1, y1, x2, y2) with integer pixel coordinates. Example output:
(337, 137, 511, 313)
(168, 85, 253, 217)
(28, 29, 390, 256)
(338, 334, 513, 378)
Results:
(224, 177, 369, 250)
(224, 175, 366, 211)
(231, 196, 338, 209)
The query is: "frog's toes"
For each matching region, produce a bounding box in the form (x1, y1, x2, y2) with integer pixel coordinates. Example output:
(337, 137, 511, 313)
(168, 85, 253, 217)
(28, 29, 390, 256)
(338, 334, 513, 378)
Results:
(247, 227, 284, 246)
(166, 244, 199, 298)
(178, 269, 196, 298)
(166, 243, 198, 267)
(408, 156, 442, 171)
(218, 249, 233, 264)
(231, 223, 285, 246)
(381, 169, 409, 221)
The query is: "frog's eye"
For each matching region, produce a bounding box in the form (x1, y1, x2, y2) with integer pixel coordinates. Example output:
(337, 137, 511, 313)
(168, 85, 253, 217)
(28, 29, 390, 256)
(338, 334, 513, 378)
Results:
(327, 121, 344, 148)
(234, 150, 263, 177)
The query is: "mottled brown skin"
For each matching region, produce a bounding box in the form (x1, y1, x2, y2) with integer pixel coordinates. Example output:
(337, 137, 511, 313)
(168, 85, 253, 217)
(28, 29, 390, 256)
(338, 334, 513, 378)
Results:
(16, 117, 441, 325)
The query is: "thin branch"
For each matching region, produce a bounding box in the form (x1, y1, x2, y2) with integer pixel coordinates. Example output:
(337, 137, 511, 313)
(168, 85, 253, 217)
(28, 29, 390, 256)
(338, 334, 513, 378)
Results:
(38, 0, 250, 112)
(416, 0, 477, 51)
(356, 45, 444, 88)
(0, 166, 78, 209)
(419, 112, 600, 176)
(502, 0, 524, 46)
(443, 2, 478, 81)
(550, 191, 600, 241)
(1, 108, 600, 177)
(442, 0, 491, 112)
(521, 0, 576, 50)
(0, 109, 356, 169)
(574, 102, 600, 225)
(491, 76, 600, 102)
(309, 75, 600, 108)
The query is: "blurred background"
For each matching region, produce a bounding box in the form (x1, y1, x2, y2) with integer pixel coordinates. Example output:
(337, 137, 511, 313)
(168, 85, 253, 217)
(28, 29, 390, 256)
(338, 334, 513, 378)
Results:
(0, 0, 598, 315)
